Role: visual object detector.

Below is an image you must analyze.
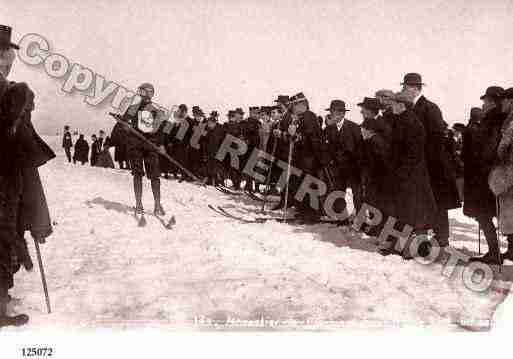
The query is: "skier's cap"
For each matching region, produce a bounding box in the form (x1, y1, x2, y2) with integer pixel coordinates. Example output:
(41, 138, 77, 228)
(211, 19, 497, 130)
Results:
(0, 25, 19, 50)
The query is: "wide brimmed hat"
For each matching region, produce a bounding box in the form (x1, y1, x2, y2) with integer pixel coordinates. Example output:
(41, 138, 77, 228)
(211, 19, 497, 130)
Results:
(357, 97, 381, 112)
(401, 73, 425, 86)
(480, 86, 504, 100)
(288, 92, 308, 105)
(325, 99, 349, 112)
(0, 25, 19, 50)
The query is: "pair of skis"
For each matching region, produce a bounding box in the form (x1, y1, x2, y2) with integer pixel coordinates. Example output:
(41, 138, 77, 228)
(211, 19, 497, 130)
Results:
(207, 204, 341, 225)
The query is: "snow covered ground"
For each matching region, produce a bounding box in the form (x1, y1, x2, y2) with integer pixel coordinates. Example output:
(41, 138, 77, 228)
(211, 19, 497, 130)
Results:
(4, 136, 513, 331)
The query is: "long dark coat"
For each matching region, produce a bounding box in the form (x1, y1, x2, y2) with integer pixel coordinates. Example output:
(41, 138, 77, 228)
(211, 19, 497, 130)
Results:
(413, 96, 461, 210)
(389, 109, 437, 229)
(0, 81, 54, 288)
(360, 132, 394, 216)
(323, 119, 363, 187)
(463, 107, 505, 218)
(73, 137, 89, 163)
(109, 122, 128, 163)
(294, 110, 323, 175)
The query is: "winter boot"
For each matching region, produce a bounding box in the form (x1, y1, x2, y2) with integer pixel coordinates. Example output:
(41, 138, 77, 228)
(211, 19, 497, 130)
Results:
(0, 286, 29, 328)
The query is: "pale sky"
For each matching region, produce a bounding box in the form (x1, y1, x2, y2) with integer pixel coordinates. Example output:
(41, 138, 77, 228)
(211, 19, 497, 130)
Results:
(3, 0, 513, 135)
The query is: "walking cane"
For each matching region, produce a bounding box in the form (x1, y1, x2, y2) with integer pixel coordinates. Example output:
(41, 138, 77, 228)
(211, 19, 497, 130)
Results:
(496, 196, 503, 273)
(282, 138, 295, 222)
(33, 239, 51, 314)
(260, 138, 278, 213)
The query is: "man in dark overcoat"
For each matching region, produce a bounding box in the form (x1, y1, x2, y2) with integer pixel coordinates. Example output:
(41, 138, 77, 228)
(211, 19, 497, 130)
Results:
(402, 73, 461, 248)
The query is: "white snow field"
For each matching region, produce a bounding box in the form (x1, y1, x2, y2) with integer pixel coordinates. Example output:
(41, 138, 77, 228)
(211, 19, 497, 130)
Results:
(5, 136, 513, 331)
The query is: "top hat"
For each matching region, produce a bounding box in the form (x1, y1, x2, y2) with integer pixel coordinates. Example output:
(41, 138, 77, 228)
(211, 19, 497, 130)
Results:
(401, 73, 425, 86)
(325, 99, 349, 112)
(274, 95, 290, 104)
(288, 92, 308, 105)
(0, 25, 19, 50)
(357, 97, 381, 112)
(480, 86, 504, 100)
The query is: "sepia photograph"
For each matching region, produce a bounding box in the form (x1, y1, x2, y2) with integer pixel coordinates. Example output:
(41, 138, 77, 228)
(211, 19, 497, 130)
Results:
(2, 0, 513, 357)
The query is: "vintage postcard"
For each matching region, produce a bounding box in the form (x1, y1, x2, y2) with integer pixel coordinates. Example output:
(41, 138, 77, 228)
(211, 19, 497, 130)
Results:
(1, 0, 513, 357)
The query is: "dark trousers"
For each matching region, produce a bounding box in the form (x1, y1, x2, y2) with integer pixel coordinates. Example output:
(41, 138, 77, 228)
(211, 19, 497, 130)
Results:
(476, 214, 499, 256)
(432, 209, 450, 246)
(64, 147, 72, 162)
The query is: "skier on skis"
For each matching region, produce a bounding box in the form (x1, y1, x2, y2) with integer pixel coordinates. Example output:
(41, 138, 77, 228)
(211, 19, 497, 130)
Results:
(118, 82, 167, 215)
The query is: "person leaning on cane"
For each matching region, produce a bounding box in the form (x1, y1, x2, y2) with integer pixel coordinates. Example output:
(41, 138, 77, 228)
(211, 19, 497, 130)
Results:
(0, 24, 55, 327)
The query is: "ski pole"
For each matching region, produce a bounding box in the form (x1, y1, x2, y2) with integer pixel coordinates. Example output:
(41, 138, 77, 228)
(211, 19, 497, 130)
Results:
(260, 137, 278, 213)
(33, 239, 51, 314)
(108, 113, 204, 185)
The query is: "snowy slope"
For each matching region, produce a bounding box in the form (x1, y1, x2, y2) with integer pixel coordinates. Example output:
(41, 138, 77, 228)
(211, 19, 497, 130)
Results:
(4, 136, 511, 331)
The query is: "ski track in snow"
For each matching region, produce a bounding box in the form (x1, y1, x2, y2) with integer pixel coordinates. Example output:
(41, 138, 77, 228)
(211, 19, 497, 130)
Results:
(4, 136, 512, 331)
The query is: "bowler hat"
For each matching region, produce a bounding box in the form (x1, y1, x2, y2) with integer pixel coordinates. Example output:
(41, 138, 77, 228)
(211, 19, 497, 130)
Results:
(325, 99, 349, 112)
(0, 25, 19, 50)
(401, 73, 425, 86)
(357, 97, 381, 112)
(274, 95, 290, 104)
(480, 86, 504, 100)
